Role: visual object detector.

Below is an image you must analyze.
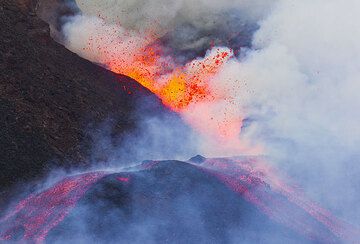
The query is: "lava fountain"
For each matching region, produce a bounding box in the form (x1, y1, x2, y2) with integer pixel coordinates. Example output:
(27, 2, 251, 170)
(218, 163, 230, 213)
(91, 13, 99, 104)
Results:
(62, 4, 262, 155)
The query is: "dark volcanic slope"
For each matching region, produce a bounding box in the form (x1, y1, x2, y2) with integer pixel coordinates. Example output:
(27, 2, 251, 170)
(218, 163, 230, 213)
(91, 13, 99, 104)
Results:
(0, 0, 164, 204)
(1, 157, 357, 243)
(48, 161, 303, 244)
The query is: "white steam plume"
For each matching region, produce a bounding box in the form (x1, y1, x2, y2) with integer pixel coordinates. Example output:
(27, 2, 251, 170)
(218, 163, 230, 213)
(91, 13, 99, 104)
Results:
(61, 0, 360, 225)
(74, 0, 274, 33)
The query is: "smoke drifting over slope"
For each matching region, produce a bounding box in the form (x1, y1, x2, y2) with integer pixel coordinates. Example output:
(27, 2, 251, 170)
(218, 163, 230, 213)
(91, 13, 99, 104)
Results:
(74, 0, 273, 53)
(60, 0, 360, 225)
(2, 158, 358, 243)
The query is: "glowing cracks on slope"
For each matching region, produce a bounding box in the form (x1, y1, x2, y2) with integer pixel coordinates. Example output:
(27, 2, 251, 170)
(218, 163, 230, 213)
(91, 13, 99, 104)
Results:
(197, 157, 360, 243)
(0, 172, 106, 243)
(116, 176, 130, 183)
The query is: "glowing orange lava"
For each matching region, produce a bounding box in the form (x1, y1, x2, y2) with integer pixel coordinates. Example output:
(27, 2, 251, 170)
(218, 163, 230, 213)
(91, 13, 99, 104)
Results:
(75, 21, 253, 152)
(106, 44, 232, 111)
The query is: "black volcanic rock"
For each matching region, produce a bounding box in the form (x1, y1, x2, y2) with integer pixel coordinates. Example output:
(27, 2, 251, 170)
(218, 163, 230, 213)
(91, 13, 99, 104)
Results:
(0, 0, 166, 206)
(188, 154, 206, 164)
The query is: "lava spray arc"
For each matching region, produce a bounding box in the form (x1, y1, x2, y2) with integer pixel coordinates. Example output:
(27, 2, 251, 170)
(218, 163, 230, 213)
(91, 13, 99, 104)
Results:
(63, 0, 267, 155)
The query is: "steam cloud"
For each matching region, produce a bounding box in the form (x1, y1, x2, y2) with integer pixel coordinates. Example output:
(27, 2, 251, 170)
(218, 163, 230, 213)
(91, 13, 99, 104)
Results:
(60, 0, 360, 226)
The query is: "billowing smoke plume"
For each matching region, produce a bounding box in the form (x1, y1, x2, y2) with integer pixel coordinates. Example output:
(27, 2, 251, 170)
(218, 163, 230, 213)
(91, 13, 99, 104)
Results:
(61, 0, 277, 155)
(74, 0, 274, 53)
(59, 0, 360, 225)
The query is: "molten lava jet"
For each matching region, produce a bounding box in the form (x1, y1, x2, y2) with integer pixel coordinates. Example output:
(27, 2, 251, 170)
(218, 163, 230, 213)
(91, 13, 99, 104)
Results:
(63, 15, 257, 154)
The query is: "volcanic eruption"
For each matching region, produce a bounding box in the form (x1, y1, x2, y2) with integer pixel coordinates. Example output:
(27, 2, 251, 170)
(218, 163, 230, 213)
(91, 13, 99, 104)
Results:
(2, 0, 360, 243)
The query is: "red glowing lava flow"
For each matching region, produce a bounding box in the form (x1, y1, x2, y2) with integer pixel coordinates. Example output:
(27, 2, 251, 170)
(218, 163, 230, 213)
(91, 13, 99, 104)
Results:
(116, 176, 130, 183)
(197, 157, 360, 243)
(0, 172, 106, 243)
(1, 158, 358, 243)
